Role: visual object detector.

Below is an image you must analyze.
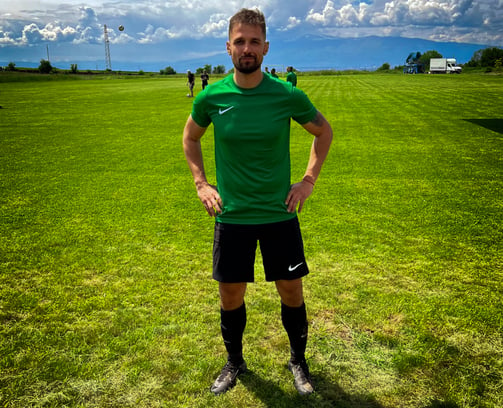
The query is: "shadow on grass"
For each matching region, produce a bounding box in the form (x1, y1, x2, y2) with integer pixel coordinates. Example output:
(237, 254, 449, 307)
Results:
(423, 400, 460, 408)
(464, 118, 503, 134)
(240, 369, 383, 408)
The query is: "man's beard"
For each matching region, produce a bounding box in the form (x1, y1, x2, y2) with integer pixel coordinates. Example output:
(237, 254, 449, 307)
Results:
(234, 55, 261, 74)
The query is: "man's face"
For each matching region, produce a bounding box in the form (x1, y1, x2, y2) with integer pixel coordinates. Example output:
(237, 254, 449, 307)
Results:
(227, 23, 269, 74)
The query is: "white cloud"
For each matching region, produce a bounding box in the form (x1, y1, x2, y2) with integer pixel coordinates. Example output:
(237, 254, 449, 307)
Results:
(0, 0, 501, 49)
(76, 6, 99, 30)
(137, 25, 178, 43)
(302, 0, 502, 44)
(200, 13, 228, 37)
(306, 1, 336, 25)
(20, 22, 77, 44)
(286, 16, 302, 30)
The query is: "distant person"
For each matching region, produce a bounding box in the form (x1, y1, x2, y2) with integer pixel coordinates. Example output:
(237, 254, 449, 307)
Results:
(187, 70, 195, 97)
(270, 68, 279, 78)
(286, 66, 297, 87)
(201, 70, 210, 90)
(265, 66, 270, 75)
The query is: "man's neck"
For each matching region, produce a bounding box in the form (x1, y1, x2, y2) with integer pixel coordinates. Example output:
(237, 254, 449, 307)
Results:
(233, 69, 263, 89)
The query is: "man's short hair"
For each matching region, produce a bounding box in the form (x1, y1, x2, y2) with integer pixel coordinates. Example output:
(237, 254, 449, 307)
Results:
(229, 8, 266, 38)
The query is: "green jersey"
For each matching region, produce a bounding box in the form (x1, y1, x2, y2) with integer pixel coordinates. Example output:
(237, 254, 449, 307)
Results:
(191, 74, 317, 224)
(286, 71, 297, 87)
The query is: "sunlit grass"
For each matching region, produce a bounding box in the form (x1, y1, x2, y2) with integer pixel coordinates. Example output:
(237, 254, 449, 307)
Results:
(1, 73, 502, 407)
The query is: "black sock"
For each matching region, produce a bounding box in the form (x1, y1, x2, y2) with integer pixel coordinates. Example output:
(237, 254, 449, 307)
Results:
(220, 302, 246, 364)
(281, 302, 308, 363)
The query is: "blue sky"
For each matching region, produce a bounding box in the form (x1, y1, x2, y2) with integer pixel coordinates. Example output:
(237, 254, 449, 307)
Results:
(1, 0, 502, 71)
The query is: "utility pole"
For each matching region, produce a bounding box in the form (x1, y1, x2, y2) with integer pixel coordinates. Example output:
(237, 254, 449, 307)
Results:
(104, 25, 112, 71)
(46, 45, 50, 62)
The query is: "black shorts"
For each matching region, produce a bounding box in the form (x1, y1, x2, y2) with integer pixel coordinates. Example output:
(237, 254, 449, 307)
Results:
(212, 216, 309, 283)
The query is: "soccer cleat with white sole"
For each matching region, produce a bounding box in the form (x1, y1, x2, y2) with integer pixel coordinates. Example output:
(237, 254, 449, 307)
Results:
(288, 359, 314, 395)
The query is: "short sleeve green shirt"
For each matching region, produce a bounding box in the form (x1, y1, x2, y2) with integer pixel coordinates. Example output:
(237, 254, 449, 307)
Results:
(286, 71, 297, 87)
(191, 74, 317, 224)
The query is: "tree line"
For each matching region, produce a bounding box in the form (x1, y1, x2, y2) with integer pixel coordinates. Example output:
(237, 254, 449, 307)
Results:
(160, 64, 226, 75)
(2, 61, 228, 75)
(378, 46, 502, 72)
(464, 47, 503, 69)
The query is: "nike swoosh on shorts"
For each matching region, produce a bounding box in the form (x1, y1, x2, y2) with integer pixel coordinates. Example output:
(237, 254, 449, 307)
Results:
(288, 262, 304, 271)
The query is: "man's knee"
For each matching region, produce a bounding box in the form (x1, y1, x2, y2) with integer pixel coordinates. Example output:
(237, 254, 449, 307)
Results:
(275, 279, 304, 307)
(219, 282, 247, 310)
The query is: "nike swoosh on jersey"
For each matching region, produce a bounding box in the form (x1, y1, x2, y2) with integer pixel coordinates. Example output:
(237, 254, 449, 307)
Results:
(288, 262, 304, 271)
(218, 106, 234, 115)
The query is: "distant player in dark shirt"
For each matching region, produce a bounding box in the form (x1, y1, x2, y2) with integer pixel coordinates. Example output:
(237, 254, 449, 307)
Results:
(200, 70, 209, 90)
(187, 70, 195, 97)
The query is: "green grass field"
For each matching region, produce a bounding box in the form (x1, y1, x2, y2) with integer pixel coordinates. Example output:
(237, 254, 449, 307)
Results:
(1, 72, 502, 407)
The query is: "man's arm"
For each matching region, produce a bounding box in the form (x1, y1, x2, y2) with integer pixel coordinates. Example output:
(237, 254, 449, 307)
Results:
(300, 111, 333, 184)
(183, 115, 223, 216)
(285, 111, 333, 213)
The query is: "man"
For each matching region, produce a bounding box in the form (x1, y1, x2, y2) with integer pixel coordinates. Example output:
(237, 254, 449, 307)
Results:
(200, 69, 209, 90)
(286, 66, 297, 87)
(183, 8, 332, 396)
(187, 70, 195, 97)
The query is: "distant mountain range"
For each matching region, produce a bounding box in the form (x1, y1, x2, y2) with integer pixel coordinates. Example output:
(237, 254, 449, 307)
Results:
(263, 35, 485, 71)
(162, 35, 487, 73)
(1, 35, 488, 73)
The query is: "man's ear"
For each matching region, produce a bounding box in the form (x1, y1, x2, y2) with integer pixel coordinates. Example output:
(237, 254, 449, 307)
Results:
(226, 41, 231, 55)
(263, 41, 269, 56)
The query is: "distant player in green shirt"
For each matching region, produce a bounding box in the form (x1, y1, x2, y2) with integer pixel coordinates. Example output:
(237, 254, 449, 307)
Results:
(286, 66, 298, 87)
(183, 8, 332, 396)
